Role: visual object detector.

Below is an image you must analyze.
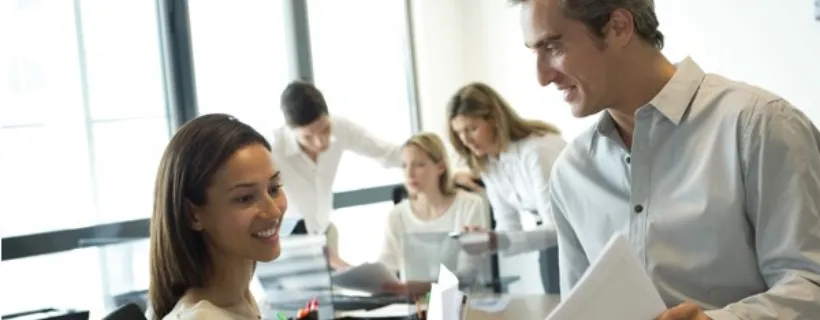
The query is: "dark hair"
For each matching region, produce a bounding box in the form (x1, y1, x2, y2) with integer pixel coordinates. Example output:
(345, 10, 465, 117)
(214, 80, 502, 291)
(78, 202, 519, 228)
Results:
(509, 0, 664, 49)
(280, 80, 329, 127)
(148, 113, 270, 320)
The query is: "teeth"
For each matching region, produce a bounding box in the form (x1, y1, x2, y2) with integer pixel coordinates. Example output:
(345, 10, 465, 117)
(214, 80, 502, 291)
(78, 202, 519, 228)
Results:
(254, 228, 277, 238)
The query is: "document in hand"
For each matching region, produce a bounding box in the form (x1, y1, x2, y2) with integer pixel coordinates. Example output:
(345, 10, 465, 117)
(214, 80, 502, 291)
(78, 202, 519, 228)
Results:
(427, 264, 464, 320)
(545, 234, 666, 320)
(330, 262, 399, 293)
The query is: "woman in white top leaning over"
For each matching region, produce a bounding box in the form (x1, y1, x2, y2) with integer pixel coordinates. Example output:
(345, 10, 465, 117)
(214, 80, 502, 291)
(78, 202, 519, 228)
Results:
(378, 132, 491, 296)
(448, 82, 567, 294)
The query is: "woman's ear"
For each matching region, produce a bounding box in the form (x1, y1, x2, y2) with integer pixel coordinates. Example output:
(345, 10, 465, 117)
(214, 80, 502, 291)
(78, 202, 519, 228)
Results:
(186, 200, 204, 231)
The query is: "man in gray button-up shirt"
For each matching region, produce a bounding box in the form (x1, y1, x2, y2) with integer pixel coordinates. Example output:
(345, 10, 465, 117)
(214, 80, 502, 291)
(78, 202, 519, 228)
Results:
(511, 0, 820, 319)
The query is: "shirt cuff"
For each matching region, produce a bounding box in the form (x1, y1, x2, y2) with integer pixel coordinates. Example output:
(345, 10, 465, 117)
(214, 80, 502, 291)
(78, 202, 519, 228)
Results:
(704, 309, 740, 320)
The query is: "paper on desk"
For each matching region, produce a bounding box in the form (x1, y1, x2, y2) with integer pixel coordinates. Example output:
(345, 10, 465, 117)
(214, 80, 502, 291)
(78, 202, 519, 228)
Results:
(545, 234, 666, 320)
(427, 264, 464, 320)
(336, 303, 420, 318)
(468, 296, 511, 313)
(330, 262, 399, 293)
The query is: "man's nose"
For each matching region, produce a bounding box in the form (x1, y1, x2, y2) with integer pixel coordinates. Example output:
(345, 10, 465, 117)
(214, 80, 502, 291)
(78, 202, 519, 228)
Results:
(537, 56, 558, 87)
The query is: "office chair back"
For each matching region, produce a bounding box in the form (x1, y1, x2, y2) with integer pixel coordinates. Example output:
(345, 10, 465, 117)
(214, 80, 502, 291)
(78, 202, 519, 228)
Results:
(102, 303, 147, 320)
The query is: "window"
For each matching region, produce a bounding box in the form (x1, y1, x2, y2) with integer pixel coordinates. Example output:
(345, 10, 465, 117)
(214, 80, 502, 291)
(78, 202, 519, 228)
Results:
(188, 1, 291, 142)
(0, 0, 169, 236)
(331, 201, 395, 265)
(0, 0, 169, 316)
(0, 248, 106, 317)
(307, 0, 416, 192)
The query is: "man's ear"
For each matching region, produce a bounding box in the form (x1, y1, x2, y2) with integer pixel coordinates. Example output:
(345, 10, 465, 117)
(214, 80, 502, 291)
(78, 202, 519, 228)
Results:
(187, 200, 205, 231)
(605, 8, 636, 48)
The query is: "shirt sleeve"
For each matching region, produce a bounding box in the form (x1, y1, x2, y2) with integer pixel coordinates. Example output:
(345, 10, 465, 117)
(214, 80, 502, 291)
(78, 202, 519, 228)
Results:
(498, 135, 565, 256)
(549, 173, 590, 296)
(706, 99, 820, 319)
(334, 116, 402, 168)
(377, 205, 404, 273)
(484, 178, 523, 231)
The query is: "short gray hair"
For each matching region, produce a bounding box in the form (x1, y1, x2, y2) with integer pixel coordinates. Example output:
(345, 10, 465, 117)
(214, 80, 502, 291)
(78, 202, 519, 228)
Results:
(510, 0, 664, 49)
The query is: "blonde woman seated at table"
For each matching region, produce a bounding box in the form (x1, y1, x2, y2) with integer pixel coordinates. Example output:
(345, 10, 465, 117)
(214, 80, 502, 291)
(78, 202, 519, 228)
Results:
(378, 133, 491, 295)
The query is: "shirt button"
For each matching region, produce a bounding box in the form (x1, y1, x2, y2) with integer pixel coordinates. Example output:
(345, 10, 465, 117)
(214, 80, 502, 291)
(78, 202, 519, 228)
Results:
(634, 205, 643, 213)
(625, 156, 631, 164)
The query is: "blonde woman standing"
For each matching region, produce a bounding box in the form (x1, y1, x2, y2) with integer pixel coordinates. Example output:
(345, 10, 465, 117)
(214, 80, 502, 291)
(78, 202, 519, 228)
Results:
(447, 82, 566, 294)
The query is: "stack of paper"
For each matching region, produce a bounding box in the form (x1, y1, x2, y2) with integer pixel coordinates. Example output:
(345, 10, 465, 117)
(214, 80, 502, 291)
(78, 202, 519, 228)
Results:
(545, 234, 666, 319)
(330, 262, 399, 293)
(427, 264, 464, 320)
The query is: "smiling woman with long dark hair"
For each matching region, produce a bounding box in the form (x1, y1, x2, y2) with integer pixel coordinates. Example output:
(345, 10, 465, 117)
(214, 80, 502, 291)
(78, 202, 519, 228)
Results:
(149, 114, 288, 319)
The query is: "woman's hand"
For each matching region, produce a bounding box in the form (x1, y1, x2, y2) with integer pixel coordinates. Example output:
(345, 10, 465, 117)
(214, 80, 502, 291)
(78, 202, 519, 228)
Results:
(458, 225, 498, 255)
(453, 170, 483, 192)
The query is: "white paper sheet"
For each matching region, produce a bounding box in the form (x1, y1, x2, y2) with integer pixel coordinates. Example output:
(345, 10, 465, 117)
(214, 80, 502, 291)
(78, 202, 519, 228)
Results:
(335, 303, 420, 318)
(427, 264, 464, 320)
(330, 262, 399, 293)
(468, 296, 511, 313)
(545, 234, 666, 320)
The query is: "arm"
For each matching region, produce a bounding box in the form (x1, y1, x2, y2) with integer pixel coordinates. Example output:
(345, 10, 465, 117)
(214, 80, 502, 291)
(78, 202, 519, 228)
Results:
(335, 116, 402, 168)
(497, 136, 565, 255)
(705, 100, 820, 320)
(377, 206, 404, 273)
(549, 176, 590, 295)
(456, 196, 493, 282)
(484, 181, 523, 231)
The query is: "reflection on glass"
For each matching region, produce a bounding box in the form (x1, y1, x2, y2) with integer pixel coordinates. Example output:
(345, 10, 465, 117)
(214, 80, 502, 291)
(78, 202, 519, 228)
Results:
(400, 232, 494, 294)
(257, 234, 334, 320)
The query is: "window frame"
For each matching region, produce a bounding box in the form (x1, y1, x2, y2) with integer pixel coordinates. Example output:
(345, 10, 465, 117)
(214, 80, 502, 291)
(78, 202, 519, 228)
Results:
(1, 0, 421, 261)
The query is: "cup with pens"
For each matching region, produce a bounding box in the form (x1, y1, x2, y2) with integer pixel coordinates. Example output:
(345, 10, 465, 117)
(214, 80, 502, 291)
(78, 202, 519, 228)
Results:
(274, 297, 319, 320)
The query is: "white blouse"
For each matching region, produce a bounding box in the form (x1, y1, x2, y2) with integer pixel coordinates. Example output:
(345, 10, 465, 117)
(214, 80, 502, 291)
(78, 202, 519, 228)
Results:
(481, 133, 567, 255)
(378, 190, 491, 281)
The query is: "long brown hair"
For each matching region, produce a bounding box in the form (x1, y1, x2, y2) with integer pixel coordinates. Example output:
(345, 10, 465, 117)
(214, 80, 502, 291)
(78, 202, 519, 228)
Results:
(447, 82, 560, 173)
(403, 132, 456, 196)
(149, 114, 270, 319)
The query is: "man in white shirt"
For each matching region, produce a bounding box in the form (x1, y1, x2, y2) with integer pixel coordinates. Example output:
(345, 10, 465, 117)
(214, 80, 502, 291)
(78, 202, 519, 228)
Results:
(272, 81, 403, 269)
(511, 0, 820, 319)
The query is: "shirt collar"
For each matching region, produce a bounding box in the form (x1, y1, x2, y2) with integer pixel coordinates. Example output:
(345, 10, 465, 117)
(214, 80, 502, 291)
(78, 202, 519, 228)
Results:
(593, 57, 706, 142)
(647, 57, 705, 125)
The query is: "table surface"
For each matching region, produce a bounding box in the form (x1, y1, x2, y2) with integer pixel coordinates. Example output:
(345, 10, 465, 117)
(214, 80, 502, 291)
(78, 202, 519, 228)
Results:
(463, 294, 560, 320)
(335, 294, 560, 320)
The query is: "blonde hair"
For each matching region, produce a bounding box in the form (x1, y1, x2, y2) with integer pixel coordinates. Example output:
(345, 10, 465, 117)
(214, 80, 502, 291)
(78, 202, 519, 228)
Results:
(403, 132, 456, 196)
(447, 82, 560, 174)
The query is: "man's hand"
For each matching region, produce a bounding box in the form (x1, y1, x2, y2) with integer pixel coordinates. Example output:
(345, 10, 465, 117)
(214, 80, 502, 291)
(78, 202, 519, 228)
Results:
(453, 170, 483, 192)
(656, 302, 712, 320)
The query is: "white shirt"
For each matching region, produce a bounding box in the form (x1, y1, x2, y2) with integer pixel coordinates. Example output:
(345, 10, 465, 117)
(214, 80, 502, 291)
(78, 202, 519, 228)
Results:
(163, 300, 259, 320)
(481, 133, 566, 255)
(378, 190, 491, 274)
(550, 57, 820, 319)
(270, 116, 402, 234)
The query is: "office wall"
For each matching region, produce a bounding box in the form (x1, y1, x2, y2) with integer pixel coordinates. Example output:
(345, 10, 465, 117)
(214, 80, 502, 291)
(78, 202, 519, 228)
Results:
(411, 0, 820, 294)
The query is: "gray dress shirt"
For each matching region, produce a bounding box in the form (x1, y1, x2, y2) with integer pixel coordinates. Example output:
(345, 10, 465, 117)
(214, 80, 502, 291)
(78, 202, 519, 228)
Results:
(549, 57, 820, 319)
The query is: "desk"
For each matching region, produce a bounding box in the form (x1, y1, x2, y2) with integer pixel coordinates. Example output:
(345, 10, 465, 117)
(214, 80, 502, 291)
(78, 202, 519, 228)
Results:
(335, 294, 559, 320)
(464, 295, 559, 320)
